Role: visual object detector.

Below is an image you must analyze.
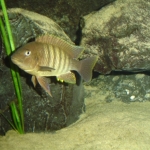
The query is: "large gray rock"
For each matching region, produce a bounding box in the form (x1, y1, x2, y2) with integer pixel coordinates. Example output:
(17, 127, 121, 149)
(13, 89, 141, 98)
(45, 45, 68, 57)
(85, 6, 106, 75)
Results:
(80, 0, 150, 74)
(81, 0, 150, 104)
(0, 9, 84, 135)
(7, 8, 73, 48)
(86, 72, 150, 103)
(5, 0, 116, 41)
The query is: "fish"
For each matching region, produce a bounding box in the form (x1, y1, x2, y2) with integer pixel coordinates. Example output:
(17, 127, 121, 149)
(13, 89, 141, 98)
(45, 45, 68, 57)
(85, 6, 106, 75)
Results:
(11, 35, 98, 97)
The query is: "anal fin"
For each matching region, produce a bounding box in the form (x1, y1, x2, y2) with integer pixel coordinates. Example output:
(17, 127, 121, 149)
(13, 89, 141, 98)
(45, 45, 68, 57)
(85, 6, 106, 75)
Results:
(57, 72, 76, 84)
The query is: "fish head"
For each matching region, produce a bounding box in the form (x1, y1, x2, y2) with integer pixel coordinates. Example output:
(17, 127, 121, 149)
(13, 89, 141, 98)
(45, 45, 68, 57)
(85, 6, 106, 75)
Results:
(11, 42, 42, 74)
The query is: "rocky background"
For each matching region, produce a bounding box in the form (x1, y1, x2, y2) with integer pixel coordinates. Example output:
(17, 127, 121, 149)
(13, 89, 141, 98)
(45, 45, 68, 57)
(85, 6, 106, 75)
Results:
(81, 0, 150, 103)
(0, 0, 115, 135)
(1, 0, 150, 136)
(5, 0, 115, 42)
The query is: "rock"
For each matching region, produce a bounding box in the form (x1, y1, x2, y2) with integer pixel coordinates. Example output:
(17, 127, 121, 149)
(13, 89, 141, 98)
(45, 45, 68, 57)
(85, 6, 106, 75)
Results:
(6, 8, 73, 48)
(1, 101, 150, 150)
(5, 0, 116, 41)
(85, 72, 150, 103)
(80, 0, 150, 74)
(0, 8, 84, 135)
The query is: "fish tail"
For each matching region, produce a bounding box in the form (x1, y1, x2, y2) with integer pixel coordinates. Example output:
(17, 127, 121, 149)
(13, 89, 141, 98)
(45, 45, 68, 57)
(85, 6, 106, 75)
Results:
(77, 56, 98, 82)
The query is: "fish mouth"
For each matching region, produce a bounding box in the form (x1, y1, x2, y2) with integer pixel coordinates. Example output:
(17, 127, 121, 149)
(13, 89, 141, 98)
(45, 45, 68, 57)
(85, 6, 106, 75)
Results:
(11, 56, 17, 62)
(11, 57, 18, 64)
(11, 56, 32, 72)
(11, 56, 20, 65)
(11, 56, 24, 69)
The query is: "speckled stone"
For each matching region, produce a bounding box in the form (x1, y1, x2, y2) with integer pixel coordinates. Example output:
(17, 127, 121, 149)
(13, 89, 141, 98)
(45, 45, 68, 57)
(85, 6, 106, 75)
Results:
(81, 0, 150, 74)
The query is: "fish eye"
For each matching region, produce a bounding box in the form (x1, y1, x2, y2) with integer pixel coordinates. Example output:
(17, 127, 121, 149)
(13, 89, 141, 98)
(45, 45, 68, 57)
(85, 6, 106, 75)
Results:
(25, 50, 31, 56)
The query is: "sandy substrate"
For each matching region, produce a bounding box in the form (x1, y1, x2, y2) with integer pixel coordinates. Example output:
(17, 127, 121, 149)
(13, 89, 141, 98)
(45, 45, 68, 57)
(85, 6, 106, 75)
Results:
(1, 86, 150, 150)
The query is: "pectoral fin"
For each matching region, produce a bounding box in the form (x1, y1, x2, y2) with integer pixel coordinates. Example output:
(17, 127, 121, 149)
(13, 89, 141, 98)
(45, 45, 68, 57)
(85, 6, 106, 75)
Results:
(36, 76, 52, 97)
(57, 72, 76, 84)
(38, 66, 55, 71)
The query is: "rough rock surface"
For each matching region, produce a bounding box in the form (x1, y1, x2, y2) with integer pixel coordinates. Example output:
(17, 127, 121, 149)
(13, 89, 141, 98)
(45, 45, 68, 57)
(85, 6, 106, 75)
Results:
(1, 0, 150, 149)
(6, 8, 73, 48)
(0, 0, 116, 135)
(85, 72, 150, 103)
(0, 9, 84, 135)
(1, 94, 150, 150)
(5, 0, 115, 41)
(81, 0, 150, 103)
(81, 0, 150, 74)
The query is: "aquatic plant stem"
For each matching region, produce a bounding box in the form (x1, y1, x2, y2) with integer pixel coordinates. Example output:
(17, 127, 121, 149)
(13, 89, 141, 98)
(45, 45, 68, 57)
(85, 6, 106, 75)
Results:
(0, 18, 24, 134)
(0, 0, 24, 133)
(10, 102, 23, 133)
(1, 0, 14, 50)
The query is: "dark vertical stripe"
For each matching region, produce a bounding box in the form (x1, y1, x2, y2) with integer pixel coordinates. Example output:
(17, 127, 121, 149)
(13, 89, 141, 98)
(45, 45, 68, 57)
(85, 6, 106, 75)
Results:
(55, 46, 60, 70)
(52, 45, 56, 69)
(63, 50, 66, 73)
(43, 44, 47, 66)
(64, 54, 69, 72)
(47, 44, 53, 68)
(45, 44, 50, 66)
(59, 48, 65, 73)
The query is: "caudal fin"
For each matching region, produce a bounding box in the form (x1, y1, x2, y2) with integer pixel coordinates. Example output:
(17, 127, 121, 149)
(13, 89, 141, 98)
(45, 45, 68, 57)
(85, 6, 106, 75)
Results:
(78, 56, 98, 82)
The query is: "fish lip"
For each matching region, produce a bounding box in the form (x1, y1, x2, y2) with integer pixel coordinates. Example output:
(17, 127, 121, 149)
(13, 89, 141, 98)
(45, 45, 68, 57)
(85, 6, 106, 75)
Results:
(11, 57, 23, 66)
(11, 57, 19, 64)
(11, 54, 20, 62)
(11, 57, 33, 72)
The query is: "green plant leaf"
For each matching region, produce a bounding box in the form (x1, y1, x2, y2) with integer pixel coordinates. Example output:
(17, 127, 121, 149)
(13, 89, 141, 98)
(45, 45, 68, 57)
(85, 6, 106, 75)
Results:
(0, 0, 24, 134)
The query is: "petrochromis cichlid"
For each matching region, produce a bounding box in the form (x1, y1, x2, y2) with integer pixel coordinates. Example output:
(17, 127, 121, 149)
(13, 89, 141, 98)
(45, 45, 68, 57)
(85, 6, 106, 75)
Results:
(11, 35, 98, 97)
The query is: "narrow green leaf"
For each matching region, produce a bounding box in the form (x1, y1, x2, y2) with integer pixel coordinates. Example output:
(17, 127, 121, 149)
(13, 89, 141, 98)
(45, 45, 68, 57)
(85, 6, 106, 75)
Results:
(1, 0, 15, 51)
(0, 0, 24, 133)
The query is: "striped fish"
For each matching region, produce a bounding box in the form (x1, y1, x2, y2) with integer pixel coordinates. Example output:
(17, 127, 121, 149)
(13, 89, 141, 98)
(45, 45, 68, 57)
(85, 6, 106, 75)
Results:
(11, 35, 98, 96)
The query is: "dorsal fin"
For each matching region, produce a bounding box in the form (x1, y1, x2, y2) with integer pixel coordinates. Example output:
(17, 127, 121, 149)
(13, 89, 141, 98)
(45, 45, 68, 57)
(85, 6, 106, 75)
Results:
(36, 35, 84, 58)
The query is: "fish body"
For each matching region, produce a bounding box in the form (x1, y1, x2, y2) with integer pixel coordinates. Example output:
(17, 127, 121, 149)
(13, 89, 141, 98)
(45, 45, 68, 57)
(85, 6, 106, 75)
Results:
(11, 35, 98, 96)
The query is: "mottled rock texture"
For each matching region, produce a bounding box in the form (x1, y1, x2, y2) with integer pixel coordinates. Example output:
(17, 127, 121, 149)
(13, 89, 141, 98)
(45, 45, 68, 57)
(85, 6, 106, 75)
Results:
(82, 0, 150, 103)
(0, 0, 115, 135)
(5, 0, 115, 41)
(81, 0, 150, 74)
(85, 72, 150, 103)
(2, 0, 149, 136)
